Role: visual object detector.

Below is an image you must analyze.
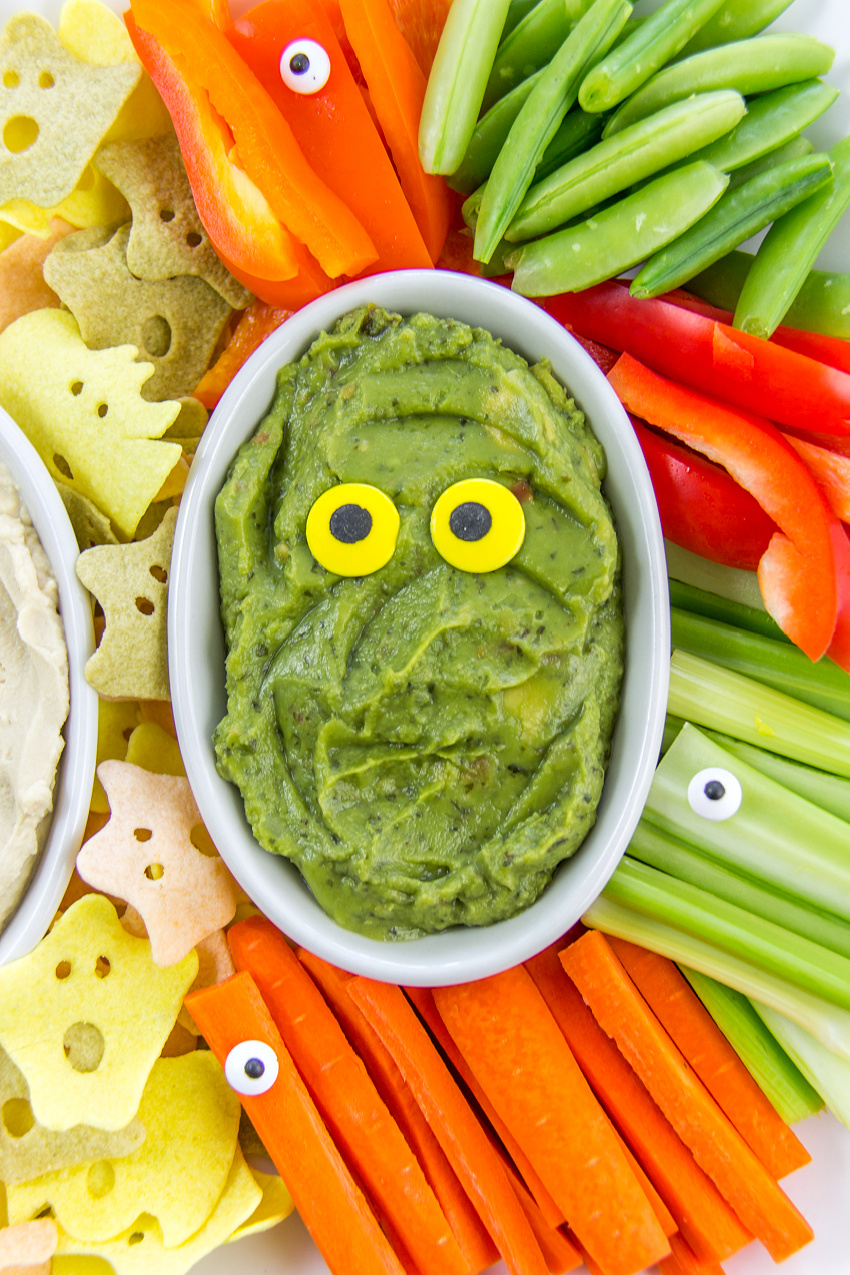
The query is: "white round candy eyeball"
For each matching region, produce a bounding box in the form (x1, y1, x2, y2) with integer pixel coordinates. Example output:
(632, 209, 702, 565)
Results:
(224, 1039, 280, 1095)
(280, 39, 331, 94)
(687, 767, 743, 822)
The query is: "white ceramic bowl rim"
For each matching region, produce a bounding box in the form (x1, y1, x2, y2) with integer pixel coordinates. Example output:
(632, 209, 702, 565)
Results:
(168, 269, 670, 986)
(0, 411, 98, 966)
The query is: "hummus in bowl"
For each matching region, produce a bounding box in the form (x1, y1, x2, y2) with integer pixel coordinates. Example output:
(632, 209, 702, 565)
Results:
(0, 413, 97, 965)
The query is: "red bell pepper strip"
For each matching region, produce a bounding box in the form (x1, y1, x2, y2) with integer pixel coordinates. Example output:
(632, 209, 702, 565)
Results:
(130, 0, 378, 280)
(337, 0, 453, 262)
(229, 0, 432, 274)
(543, 282, 850, 438)
(784, 434, 850, 524)
(608, 352, 840, 662)
(125, 15, 301, 282)
(631, 416, 778, 573)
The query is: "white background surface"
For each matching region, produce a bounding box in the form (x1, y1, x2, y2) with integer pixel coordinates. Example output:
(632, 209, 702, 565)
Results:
(1, 0, 849, 1271)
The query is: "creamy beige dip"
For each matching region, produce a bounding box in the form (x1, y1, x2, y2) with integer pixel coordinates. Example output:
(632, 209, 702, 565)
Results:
(0, 462, 69, 934)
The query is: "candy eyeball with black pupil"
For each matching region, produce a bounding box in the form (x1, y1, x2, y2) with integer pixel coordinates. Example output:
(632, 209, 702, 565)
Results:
(280, 39, 331, 94)
(224, 1039, 279, 1095)
(687, 767, 743, 821)
(431, 479, 525, 573)
(306, 483, 400, 576)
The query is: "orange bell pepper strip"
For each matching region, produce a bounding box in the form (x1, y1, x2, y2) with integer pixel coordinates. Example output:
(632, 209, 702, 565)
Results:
(229, 0, 432, 273)
(125, 15, 300, 282)
(129, 0, 378, 280)
(337, 0, 453, 262)
(193, 300, 290, 410)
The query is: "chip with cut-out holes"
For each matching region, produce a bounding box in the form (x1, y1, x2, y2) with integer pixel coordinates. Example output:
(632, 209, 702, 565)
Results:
(76, 760, 237, 966)
(124, 721, 184, 777)
(0, 12, 140, 207)
(7, 1051, 240, 1249)
(0, 1217, 57, 1271)
(56, 479, 119, 551)
(75, 507, 176, 701)
(43, 221, 232, 401)
(96, 135, 251, 309)
(227, 1169, 294, 1242)
(0, 217, 70, 334)
(90, 700, 142, 815)
(0, 1045, 145, 1186)
(0, 307, 181, 538)
(0, 162, 130, 237)
(0, 893, 197, 1133)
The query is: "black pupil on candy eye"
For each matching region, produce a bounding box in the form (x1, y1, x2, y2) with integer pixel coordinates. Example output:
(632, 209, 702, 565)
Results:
(704, 779, 726, 801)
(329, 503, 373, 544)
(449, 501, 492, 542)
(244, 1057, 265, 1080)
(290, 52, 310, 74)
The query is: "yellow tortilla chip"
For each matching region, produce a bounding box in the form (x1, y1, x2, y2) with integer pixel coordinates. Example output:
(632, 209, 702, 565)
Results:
(90, 701, 142, 814)
(227, 1170, 294, 1241)
(124, 721, 184, 777)
(1, 165, 130, 237)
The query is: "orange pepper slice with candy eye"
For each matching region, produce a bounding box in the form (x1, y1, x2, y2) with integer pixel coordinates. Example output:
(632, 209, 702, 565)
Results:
(129, 0, 378, 281)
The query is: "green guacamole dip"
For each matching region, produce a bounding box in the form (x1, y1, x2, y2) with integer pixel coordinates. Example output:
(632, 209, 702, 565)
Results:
(214, 304, 624, 940)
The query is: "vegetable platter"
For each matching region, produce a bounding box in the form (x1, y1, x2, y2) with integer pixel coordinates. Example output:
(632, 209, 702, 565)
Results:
(1, 0, 850, 1273)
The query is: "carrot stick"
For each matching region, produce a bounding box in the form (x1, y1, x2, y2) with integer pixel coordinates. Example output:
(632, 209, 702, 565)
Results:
(406, 985, 565, 1229)
(346, 975, 551, 1275)
(524, 942, 751, 1264)
(608, 937, 811, 1180)
(658, 1233, 727, 1275)
(297, 950, 497, 1275)
(501, 1158, 581, 1275)
(228, 918, 470, 1275)
(560, 931, 814, 1262)
(432, 967, 672, 1275)
(184, 971, 405, 1275)
(612, 1128, 677, 1239)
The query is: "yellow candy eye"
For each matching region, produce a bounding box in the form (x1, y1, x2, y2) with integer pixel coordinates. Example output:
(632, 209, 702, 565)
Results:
(430, 478, 525, 573)
(306, 483, 400, 577)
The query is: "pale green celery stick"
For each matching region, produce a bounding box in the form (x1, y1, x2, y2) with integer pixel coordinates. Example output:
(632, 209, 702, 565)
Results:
(690, 79, 836, 174)
(665, 541, 765, 612)
(687, 249, 850, 339)
(629, 821, 850, 961)
(671, 608, 850, 721)
(582, 894, 850, 1061)
(646, 721, 850, 916)
(419, 0, 513, 175)
(668, 579, 785, 643)
(753, 1003, 850, 1129)
(667, 650, 850, 776)
(680, 967, 823, 1124)
(678, 0, 795, 57)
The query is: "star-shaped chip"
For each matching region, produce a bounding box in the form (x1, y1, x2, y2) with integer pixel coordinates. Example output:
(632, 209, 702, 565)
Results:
(76, 507, 177, 701)
(96, 135, 252, 309)
(0, 13, 140, 207)
(43, 221, 232, 401)
(76, 760, 238, 966)
(0, 308, 181, 538)
(0, 894, 197, 1133)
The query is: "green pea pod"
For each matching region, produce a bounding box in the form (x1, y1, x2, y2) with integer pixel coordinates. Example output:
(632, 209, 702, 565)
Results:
(474, 0, 633, 263)
(507, 89, 745, 241)
(678, 0, 795, 57)
(419, 0, 513, 175)
(725, 135, 813, 191)
(734, 137, 850, 339)
(577, 0, 727, 113)
(689, 249, 850, 340)
(448, 71, 543, 194)
(501, 0, 541, 42)
(690, 79, 838, 174)
(509, 161, 729, 296)
(535, 108, 607, 182)
(631, 151, 835, 300)
(603, 33, 836, 137)
(482, 0, 595, 114)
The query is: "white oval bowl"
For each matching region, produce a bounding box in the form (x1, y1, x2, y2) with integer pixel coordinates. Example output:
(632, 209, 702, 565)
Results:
(168, 269, 669, 986)
(0, 411, 98, 965)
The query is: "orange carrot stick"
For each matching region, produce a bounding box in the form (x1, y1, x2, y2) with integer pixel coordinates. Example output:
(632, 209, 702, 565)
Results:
(184, 971, 405, 1275)
(658, 1233, 727, 1275)
(561, 931, 814, 1263)
(524, 941, 751, 1264)
(501, 1159, 581, 1275)
(608, 937, 811, 1180)
(406, 985, 565, 1229)
(297, 950, 497, 1275)
(432, 967, 671, 1275)
(346, 975, 551, 1275)
(228, 918, 470, 1275)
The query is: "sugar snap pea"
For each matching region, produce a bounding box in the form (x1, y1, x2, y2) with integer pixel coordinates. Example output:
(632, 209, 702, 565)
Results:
(689, 79, 838, 174)
(689, 250, 850, 340)
(482, 0, 594, 114)
(734, 137, 850, 338)
(631, 151, 835, 299)
(577, 0, 727, 113)
(507, 89, 746, 241)
(509, 161, 728, 296)
(502, 0, 541, 42)
(535, 109, 607, 182)
(448, 71, 542, 194)
(603, 33, 836, 137)
(725, 136, 813, 191)
(678, 0, 795, 57)
(419, 0, 513, 175)
(474, 0, 632, 263)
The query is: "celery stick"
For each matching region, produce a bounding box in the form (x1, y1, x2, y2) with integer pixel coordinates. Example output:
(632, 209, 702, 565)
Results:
(664, 540, 765, 612)
(648, 723, 850, 917)
(668, 650, 850, 776)
(582, 894, 850, 1061)
(753, 1003, 850, 1130)
(680, 967, 823, 1124)
(668, 579, 787, 643)
(630, 821, 850, 961)
(671, 608, 850, 722)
